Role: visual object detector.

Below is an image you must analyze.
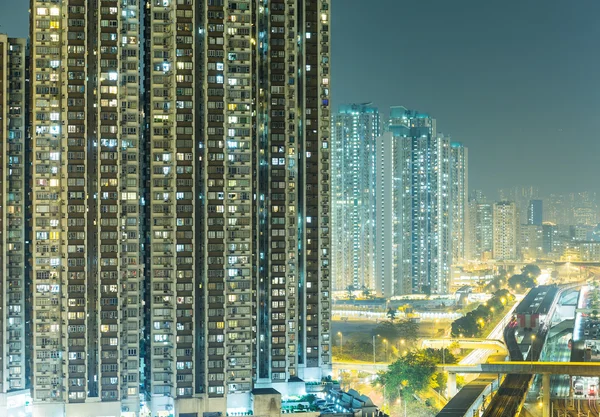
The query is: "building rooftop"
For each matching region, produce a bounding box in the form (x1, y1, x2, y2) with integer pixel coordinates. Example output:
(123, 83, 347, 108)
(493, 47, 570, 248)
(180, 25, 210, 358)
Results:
(515, 285, 558, 315)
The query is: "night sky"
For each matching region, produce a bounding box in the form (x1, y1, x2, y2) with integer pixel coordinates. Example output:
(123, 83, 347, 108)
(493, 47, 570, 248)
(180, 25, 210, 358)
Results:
(2, 0, 599, 197)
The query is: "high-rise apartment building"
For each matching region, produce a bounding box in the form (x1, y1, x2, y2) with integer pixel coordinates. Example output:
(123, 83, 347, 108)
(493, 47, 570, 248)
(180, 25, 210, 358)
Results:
(30, 1, 143, 416)
(473, 203, 494, 261)
(498, 186, 539, 225)
(450, 142, 468, 264)
(143, 1, 199, 414)
(527, 199, 543, 226)
(147, 0, 334, 414)
(331, 104, 379, 293)
(520, 224, 543, 260)
(493, 201, 518, 261)
(466, 190, 493, 262)
(30, 1, 331, 415)
(542, 222, 559, 256)
(390, 107, 451, 295)
(0, 34, 28, 402)
(374, 132, 394, 297)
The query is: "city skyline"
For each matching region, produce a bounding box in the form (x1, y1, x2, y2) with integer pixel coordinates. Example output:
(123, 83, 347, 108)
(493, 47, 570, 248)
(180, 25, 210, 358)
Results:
(2, 2, 600, 417)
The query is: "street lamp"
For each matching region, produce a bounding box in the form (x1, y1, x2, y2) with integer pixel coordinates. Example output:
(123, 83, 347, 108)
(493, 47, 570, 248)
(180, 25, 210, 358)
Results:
(337, 332, 343, 356)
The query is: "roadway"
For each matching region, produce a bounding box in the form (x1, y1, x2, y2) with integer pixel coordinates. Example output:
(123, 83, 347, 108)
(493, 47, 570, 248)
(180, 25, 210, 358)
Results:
(443, 361, 600, 376)
(460, 299, 520, 366)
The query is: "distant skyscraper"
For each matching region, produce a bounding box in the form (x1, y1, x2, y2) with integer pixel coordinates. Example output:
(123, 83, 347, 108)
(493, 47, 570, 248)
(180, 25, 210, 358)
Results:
(544, 194, 569, 225)
(542, 223, 559, 255)
(498, 186, 539, 225)
(390, 106, 451, 295)
(467, 194, 494, 262)
(375, 132, 394, 297)
(493, 202, 518, 261)
(520, 225, 543, 260)
(450, 142, 468, 264)
(527, 200, 543, 226)
(0, 34, 28, 399)
(332, 104, 380, 293)
(573, 192, 598, 225)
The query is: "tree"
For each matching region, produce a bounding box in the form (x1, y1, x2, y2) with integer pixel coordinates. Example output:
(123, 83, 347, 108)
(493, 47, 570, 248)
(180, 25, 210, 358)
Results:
(395, 319, 419, 341)
(374, 320, 400, 340)
(346, 285, 355, 300)
(386, 308, 397, 321)
(483, 275, 505, 292)
(373, 350, 437, 399)
(451, 315, 479, 337)
(522, 264, 542, 278)
(423, 348, 457, 365)
(362, 286, 372, 298)
(508, 273, 535, 291)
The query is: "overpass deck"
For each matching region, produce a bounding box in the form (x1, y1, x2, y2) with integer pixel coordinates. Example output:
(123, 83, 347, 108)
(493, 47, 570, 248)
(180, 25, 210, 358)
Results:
(443, 361, 600, 376)
(436, 376, 498, 417)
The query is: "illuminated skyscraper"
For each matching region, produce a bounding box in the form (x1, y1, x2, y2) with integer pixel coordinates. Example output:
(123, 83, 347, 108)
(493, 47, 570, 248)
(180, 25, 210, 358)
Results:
(493, 201, 518, 261)
(331, 104, 379, 293)
(30, 1, 144, 415)
(450, 142, 468, 264)
(30, 0, 331, 415)
(194, 0, 332, 409)
(146, 0, 332, 414)
(390, 107, 451, 295)
(143, 1, 199, 414)
(374, 132, 394, 297)
(527, 199, 543, 226)
(0, 35, 28, 402)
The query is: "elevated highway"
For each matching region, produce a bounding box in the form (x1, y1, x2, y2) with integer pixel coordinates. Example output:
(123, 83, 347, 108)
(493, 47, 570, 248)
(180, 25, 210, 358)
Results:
(421, 338, 507, 355)
(441, 361, 600, 376)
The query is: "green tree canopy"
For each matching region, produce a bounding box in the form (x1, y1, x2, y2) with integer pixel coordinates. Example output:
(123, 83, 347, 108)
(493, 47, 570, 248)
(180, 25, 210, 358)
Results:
(522, 264, 542, 278)
(373, 350, 437, 399)
(508, 273, 536, 291)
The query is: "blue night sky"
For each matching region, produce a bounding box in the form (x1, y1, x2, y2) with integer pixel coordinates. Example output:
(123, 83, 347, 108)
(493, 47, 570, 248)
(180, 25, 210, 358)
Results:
(2, 0, 600, 196)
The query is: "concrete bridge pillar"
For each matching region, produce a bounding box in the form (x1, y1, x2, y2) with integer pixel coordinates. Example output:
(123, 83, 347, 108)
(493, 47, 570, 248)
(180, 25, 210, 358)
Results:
(542, 373, 551, 417)
(448, 372, 457, 397)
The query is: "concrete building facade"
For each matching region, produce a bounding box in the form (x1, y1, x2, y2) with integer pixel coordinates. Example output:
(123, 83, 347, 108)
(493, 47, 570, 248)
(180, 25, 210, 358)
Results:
(29, 0, 332, 416)
(450, 142, 468, 264)
(390, 107, 451, 295)
(331, 104, 379, 293)
(0, 35, 29, 402)
(493, 201, 518, 261)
